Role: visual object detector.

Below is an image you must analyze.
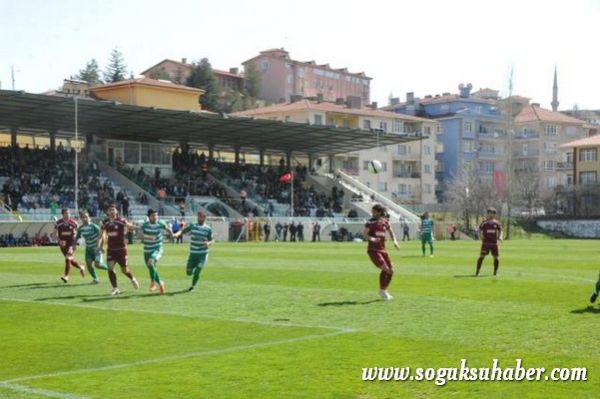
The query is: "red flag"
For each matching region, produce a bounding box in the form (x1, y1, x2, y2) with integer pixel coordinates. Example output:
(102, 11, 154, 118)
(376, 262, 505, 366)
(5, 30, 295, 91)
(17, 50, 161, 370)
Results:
(279, 172, 292, 183)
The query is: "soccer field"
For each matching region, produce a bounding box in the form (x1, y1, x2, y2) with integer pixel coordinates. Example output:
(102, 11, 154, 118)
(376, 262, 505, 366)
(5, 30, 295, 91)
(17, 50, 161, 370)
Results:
(0, 240, 598, 398)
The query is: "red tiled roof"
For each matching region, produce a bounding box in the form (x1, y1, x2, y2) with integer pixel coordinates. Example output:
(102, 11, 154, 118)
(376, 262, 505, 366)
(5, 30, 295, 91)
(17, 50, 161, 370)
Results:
(141, 59, 242, 79)
(515, 105, 585, 124)
(560, 135, 600, 148)
(91, 77, 203, 93)
(232, 100, 432, 123)
(213, 69, 243, 79)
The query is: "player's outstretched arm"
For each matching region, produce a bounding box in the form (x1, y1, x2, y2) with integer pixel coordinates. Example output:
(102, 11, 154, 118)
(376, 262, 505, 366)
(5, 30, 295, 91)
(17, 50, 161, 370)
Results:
(387, 227, 400, 249)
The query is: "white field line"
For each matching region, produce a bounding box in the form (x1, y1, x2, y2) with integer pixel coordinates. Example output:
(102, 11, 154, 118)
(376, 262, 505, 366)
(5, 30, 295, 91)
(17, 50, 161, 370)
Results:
(1, 329, 352, 385)
(0, 382, 88, 399)
(0, 296, 354, 332)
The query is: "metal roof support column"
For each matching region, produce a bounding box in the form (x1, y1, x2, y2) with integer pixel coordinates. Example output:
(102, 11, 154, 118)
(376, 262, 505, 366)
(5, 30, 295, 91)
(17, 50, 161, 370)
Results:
(328, 154, 334, 174)
(10, 127, 17, 148)
(308, 154, 314, 172)
(234, 146, 241, 165)
(208, 144, 214, 161)
(286, 151, 292, 170)
(49, 130, 56, 151)
(259, 149, 265, 166)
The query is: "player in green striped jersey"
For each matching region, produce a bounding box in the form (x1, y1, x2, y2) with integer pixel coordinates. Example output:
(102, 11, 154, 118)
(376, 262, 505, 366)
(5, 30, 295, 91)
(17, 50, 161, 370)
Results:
(76, 211, 109, 283)
(419, 211, 435, 257)
(141, 209, 174, 294)
(173, 211, 214, 292)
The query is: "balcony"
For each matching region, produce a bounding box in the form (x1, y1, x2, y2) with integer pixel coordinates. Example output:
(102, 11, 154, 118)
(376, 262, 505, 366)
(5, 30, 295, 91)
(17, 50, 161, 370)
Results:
(478, 150, 504, 158)
(392, 152, 420, 160)
(514, 150, 540, 158)
(556, 162, 573, 171)
(393, 171, 421, 178)
(514, 131, 540, 139)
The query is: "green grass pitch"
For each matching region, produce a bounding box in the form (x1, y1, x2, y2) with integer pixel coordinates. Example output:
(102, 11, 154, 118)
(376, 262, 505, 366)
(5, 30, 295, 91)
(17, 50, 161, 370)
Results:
(0, 240, 598, 398)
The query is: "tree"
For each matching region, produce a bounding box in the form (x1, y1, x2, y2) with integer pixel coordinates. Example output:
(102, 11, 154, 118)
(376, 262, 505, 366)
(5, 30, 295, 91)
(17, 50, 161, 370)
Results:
(104, 48, 128, 83)
(186, 58, 220, 111)
(148, 67, 172, 81)
(513, 168, 541, 218)
(219, 88, 250, 113)
(75, 59, 101, 85)
(243, 62, 261, 104)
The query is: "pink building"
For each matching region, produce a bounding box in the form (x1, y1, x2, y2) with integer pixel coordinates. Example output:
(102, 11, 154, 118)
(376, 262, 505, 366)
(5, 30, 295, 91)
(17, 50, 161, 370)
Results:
(242, 48, 371, 104)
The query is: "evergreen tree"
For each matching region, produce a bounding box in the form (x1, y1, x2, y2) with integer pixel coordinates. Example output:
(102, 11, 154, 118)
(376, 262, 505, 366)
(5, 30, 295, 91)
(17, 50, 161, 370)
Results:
(243, 62, 261, 104)
(186, 58, 220, 111)
(75, 59, 101, 85)
(104, 48, 128, 83)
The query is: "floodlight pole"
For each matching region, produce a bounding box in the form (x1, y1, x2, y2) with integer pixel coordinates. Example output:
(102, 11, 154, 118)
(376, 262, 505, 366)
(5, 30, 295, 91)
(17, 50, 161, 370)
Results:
(74, 97, 79, 215)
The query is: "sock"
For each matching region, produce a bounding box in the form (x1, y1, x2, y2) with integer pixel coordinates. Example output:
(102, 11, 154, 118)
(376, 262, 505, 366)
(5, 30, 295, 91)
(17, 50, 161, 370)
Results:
(87, 265, 98, 279)
(63, 259, 70, 277)
(421, 242, 426, 256)
(154, 268, 162, 284)
(192, 267, 202, 287)
(476, 257, 484, 275)
(595, 279, 600, 295)
(379, 269, 393, 290)
(147, 266, 156, 282)
(108, 269, 117, 288)
(96, 262, 109, 271)
(429, 243, 434, 255)
(493, 259, 499, 275)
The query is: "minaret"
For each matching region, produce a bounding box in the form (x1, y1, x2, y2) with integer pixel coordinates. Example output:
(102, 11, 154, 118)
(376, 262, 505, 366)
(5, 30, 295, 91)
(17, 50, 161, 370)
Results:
(551, 66, 559, 111)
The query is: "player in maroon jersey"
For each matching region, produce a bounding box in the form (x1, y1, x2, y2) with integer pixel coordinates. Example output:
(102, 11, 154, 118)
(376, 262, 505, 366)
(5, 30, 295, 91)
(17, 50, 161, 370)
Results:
(476, 207, 503, 276)
(53, 208, 85, 283)
(98, 203, 140, 295)
(363, 204, 400, 300)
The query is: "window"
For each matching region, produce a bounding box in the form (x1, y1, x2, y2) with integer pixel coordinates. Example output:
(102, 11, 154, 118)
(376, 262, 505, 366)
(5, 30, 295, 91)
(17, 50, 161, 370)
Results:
(424, 184, 432, 194)
(440, 104, 449, 112)
(287, 74, 292, 84)
(463, 140, 476, 153)
(424, 126, 431, 135)
(579, 148, 597, 161)
(436, 124, 442, 133)
(544, 142, 558, 153)
(363, 119, 371, 130)
(314, 114, 323, 125)
(424, 145, 432, 155)
(474, 106, 482, 114)
(522, 144, 528, 155)
(479, 161, 494, 173)
(580, 171, 597, 185)
(260, 60, 270, 72)
(284, 116, 291, 122)
(545, 176, 557, 188)
(566, 175, 574, 186)
(363, 161, 370, 171)
(124, 142, 139, 164)
(544, 125, 558, 136)
(380, 121, 388, 132)
(379, 182, 388, 192)
(392, 120, 402, 133)
(543, 160, 556, 171)
(298, 67, 304, 78)
(464, 122, 473, 132)
(397, 184, 412, 195)
(397, 145, 408, 155)
(424, 164, 432, 174)
(342, 119, 350, 128)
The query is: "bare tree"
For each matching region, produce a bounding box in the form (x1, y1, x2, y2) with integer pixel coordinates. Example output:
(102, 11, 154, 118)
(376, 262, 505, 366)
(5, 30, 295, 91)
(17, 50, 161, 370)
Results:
(513, 168, 541, 218)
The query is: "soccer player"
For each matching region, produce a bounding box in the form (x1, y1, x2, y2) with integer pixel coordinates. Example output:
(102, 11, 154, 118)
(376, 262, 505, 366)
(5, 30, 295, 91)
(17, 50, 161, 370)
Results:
(363, 204, 400, 300)
(77, 210, 109, 284)
(141, 209, 174, 294)
(419, 211, 434, 257)
(53, 208, 85, 283)
(476, 207, 502, 277)
(590, 272, 600, 304)
(99, 203, 140, 295)
(173, 211, 214, 292)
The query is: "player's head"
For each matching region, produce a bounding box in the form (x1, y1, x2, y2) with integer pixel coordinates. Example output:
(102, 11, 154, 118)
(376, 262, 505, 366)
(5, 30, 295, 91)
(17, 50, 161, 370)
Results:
(147, 208, 158, 223)
(422, 211, 429, 219)
(371, 204, 386, 219)
(61, 208, 70, 219)
(197, 211, 207, 224)
(107, 203, 118, 219)
(79, 210, 90, 225)
(486, 207, 497, 219)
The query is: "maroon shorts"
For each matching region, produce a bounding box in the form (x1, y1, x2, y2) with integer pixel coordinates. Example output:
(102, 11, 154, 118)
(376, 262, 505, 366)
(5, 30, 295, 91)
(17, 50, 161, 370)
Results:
(107, 248, 128, 267)
(60, 245, 75, 259)
(480, 243, 499, 257)
(368, 250, 393, 270)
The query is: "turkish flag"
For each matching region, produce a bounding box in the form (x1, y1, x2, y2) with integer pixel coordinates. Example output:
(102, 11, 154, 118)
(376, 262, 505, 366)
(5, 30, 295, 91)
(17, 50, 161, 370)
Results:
(279, 172, 293, 183)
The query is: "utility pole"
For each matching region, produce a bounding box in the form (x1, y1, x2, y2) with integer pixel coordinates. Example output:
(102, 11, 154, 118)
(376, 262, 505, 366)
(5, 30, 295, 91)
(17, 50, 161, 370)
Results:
(11, 65, 16, 90)
(504, 67, 515, 239)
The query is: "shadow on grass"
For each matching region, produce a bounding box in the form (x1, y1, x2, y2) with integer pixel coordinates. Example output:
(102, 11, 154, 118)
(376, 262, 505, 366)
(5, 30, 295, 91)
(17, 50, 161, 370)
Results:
(36, 294, 107, 301)
(570, 306, 600, 314)
(453, 274, 489, 278)
(25, 282, 94, 289)
(317, 299, 381, 307)
(0, 282, 53, 289)
(81, 289, 190, 302)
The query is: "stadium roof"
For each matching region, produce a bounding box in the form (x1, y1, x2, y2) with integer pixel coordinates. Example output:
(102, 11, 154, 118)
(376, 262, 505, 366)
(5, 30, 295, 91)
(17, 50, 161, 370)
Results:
(0, 90, 423, 155)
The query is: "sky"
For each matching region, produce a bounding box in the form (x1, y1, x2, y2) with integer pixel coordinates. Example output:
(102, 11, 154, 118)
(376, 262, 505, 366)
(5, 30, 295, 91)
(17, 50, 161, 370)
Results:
(1, 0, 599, 110)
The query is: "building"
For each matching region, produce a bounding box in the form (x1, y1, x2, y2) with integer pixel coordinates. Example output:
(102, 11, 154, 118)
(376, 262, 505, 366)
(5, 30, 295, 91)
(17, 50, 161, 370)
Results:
(512, 99, 587, 189)
(140, 58, 244, 91)
(241, 48, 371, 105)
(233, 98, 439, 204)
(559, 135, 600, 215)
(384, 84, 503, 200)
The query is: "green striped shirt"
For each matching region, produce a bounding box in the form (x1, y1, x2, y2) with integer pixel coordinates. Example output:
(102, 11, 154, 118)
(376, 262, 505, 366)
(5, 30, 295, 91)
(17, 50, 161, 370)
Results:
(77, 223, 101, 249)
(421, 219, 434, 235)
(141, 221, 168, 253)
(182, 223, 213, 254)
